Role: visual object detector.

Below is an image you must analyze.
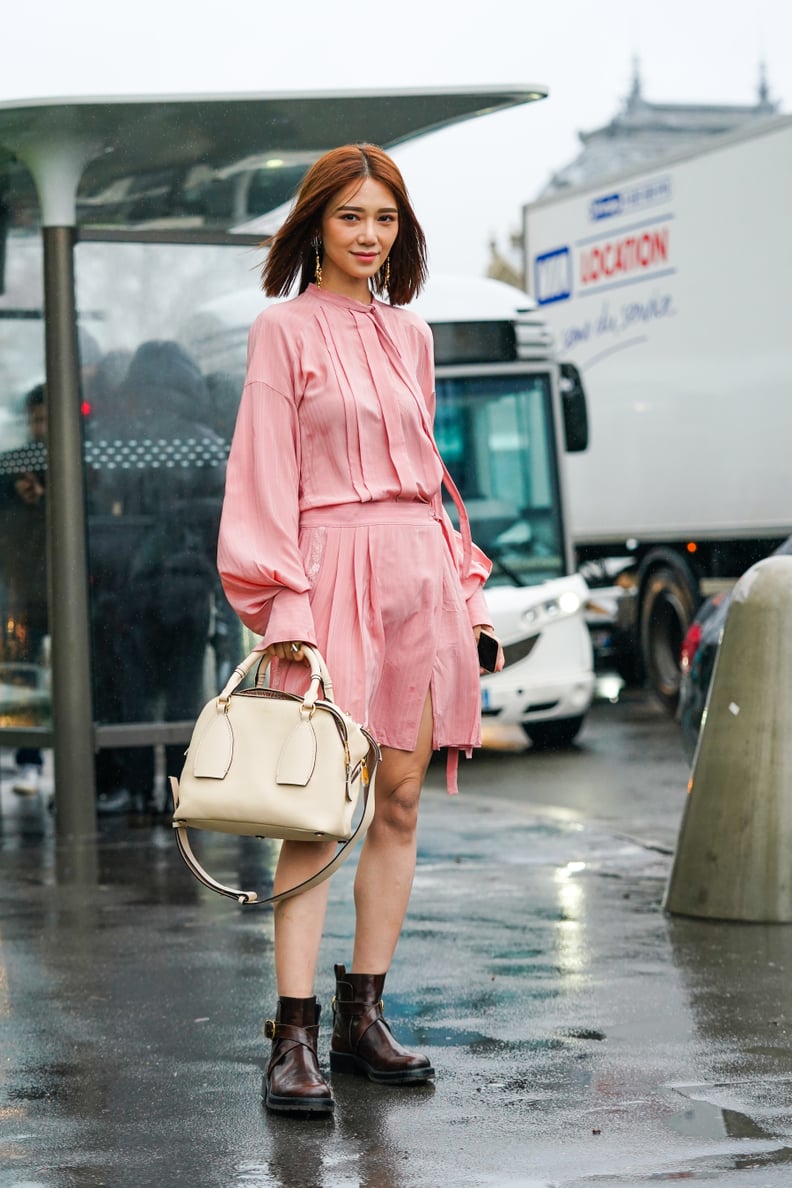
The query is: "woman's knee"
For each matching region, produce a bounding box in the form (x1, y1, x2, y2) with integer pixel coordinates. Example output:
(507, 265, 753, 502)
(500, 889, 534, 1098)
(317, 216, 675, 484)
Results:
(373, 775, 422, 839)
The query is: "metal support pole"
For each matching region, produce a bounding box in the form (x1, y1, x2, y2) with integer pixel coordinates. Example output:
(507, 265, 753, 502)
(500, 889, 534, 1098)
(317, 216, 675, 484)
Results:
(42, 226, 96, 837)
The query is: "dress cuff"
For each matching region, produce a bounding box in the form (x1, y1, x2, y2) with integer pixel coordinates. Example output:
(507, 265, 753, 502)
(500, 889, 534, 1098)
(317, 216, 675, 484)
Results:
(260, 588, 317, 649)
(466, 587, 491, 631)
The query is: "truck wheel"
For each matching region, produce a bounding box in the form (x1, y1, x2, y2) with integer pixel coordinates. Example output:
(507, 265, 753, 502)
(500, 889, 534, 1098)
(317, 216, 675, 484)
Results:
(523, 716, 584, 750)
(640, 565, 697, 715)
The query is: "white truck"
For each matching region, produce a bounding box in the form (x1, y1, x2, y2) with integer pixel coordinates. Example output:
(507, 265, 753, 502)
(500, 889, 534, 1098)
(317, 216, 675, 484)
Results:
(523, 114, 792, 710)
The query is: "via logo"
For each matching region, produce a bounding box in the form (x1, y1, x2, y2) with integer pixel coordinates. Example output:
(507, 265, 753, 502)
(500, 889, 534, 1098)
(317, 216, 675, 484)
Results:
(534, 246, 572, 306)
(590, 193, 622, 221)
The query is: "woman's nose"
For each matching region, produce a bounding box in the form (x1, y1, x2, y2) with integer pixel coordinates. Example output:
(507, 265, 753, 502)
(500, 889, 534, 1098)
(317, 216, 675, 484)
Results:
(358, 220, 377, 243)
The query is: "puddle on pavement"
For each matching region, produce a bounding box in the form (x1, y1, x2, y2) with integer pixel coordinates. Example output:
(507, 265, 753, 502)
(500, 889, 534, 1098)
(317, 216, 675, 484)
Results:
(667, 1097, 773, 1141)
(579, 1148, 792, 1184)
(7, 1060, 84, 1107)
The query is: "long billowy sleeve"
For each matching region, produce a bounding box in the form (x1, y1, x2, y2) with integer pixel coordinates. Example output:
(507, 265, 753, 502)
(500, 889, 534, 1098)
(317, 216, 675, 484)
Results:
(457, 534, 492, 628)
(217, 321, 316, 648)
(441, 505, 493, 628)
(416, 323, 493, 628)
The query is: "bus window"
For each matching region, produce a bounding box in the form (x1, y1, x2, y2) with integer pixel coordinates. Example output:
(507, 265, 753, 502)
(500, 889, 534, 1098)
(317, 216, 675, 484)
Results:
(435, 373, 564, 586)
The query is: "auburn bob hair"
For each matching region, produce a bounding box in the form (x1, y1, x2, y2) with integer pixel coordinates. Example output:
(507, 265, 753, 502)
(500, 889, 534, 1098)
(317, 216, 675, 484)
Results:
(262, 144, 428, 306)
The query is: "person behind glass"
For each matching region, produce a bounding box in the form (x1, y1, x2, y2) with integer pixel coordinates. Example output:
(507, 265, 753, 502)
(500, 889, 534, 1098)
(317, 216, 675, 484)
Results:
(89, 341, 223, 816)
(218, 143, 504, 1117)
(4, 383, 48, 796)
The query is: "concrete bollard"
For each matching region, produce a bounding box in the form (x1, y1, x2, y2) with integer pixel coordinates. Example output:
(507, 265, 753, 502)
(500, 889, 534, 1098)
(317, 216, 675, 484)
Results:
(664, 555, 792, 922)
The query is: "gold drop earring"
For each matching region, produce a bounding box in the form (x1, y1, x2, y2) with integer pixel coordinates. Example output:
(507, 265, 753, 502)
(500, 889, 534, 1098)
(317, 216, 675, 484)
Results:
(314, 242, 323, 287)
(383, 257, 390, 287)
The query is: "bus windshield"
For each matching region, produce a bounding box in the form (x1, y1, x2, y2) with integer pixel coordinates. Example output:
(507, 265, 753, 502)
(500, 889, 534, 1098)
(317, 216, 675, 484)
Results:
(435, 372, 564, 586)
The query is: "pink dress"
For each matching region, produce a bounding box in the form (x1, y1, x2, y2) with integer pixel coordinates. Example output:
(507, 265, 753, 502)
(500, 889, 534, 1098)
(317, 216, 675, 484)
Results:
(217, 283, 492, 792)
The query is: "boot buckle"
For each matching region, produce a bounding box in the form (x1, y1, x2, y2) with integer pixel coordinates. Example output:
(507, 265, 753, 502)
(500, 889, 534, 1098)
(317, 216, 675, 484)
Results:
(264, 1019, 277, 1039)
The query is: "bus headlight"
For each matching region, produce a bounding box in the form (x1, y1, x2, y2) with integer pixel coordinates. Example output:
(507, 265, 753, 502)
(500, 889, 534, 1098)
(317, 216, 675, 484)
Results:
(521, 590, 581, 627)
(558, 590, 582, 615)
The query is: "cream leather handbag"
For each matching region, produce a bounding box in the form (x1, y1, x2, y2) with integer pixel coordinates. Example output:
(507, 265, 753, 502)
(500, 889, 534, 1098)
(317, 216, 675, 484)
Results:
(170, 646, 379, 905)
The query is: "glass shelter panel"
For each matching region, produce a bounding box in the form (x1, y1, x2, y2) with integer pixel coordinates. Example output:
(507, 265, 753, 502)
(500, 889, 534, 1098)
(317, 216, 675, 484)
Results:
(73, 240, 257, 803)
(435, 373, 564, 586)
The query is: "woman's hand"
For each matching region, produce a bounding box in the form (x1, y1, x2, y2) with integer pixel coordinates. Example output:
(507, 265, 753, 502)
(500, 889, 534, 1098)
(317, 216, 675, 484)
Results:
(473, 624, 505, 673)
(267, 640, 307, 663)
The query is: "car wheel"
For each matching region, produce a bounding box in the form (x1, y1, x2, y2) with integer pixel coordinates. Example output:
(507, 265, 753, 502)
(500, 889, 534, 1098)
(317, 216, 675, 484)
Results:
(640, 564, 697, 715)
(523, 715, 584, 750)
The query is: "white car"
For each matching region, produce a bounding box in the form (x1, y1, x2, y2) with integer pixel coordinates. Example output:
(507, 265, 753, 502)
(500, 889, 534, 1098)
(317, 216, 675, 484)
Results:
(480, 575, 594, 748)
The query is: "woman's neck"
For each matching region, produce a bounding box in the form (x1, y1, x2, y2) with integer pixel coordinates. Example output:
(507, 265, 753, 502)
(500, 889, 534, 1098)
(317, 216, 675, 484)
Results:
(318, 272, 373, 305)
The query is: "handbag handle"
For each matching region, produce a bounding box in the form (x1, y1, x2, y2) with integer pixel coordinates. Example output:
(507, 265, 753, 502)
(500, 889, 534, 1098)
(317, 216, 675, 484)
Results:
(171, 756, 376, 906)
(220, 644, 334, 706)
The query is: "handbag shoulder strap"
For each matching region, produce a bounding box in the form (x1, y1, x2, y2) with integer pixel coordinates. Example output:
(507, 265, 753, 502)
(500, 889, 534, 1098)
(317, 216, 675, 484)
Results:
(168, 744, 377, 906)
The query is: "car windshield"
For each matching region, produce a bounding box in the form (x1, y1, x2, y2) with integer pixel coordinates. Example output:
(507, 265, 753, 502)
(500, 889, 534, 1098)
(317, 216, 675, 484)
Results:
(435, 372, 564, 586)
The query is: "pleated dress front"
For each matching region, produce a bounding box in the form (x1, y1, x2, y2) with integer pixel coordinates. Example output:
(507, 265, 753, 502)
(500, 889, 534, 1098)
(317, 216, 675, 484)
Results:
(217, 283, 492, 791)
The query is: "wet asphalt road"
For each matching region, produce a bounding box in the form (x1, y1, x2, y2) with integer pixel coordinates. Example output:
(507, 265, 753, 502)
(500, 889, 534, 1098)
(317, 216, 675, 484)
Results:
(2, 690, 792, 1187)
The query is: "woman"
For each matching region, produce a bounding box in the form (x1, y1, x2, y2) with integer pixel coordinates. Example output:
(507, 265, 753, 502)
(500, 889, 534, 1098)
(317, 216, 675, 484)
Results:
(218, 143, 503, 1116)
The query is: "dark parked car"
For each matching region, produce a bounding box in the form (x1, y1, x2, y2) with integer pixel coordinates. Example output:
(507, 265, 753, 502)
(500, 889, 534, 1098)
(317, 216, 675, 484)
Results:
(678, 534, 792, 756)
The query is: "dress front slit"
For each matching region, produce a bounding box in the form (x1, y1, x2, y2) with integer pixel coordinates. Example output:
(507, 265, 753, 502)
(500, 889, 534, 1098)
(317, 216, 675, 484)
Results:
(270, 501, 481, 788)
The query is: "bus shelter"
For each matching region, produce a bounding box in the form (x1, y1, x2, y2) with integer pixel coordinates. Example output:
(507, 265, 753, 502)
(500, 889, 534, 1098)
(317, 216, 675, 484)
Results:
(0, 86, 546, 837)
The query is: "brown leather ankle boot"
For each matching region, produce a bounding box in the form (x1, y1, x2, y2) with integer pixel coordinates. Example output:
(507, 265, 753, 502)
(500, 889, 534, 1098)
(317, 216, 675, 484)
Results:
(329, 964, 434, 1084)
(262, 996, 334, 1115)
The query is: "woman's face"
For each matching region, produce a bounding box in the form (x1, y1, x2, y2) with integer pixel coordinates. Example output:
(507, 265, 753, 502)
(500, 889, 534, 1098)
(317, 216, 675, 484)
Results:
(319, 177, 399, 299)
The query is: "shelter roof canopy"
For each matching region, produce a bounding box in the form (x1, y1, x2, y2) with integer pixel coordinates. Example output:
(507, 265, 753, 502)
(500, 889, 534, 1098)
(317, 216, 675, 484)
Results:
(0, 87, 547, 231)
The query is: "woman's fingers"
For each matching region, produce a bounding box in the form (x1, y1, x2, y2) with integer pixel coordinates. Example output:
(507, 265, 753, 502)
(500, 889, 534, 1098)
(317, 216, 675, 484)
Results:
(268, 640, 306, 661)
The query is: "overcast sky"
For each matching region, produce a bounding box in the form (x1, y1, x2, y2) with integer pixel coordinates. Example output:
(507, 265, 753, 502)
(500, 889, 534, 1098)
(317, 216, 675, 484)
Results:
(3, 0, 790, 275)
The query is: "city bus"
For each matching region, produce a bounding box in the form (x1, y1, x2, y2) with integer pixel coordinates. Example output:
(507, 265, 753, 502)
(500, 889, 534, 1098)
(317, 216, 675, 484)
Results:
(194, 273, 595, 749)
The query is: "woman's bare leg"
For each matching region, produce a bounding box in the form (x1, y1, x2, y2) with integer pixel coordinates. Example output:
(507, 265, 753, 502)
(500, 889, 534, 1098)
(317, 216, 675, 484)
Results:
(273, 838, 337, 997)
(351, 691, 434, 972)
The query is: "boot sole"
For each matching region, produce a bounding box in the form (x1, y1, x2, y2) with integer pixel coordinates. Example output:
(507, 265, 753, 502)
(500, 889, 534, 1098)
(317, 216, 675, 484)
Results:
(262, 1082, 334, 1116)
(329, 1050, 435, 1084)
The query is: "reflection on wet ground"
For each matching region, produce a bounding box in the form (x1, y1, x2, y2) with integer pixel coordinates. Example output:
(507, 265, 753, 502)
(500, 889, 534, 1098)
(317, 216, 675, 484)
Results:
(2, 696, 792, 1186)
